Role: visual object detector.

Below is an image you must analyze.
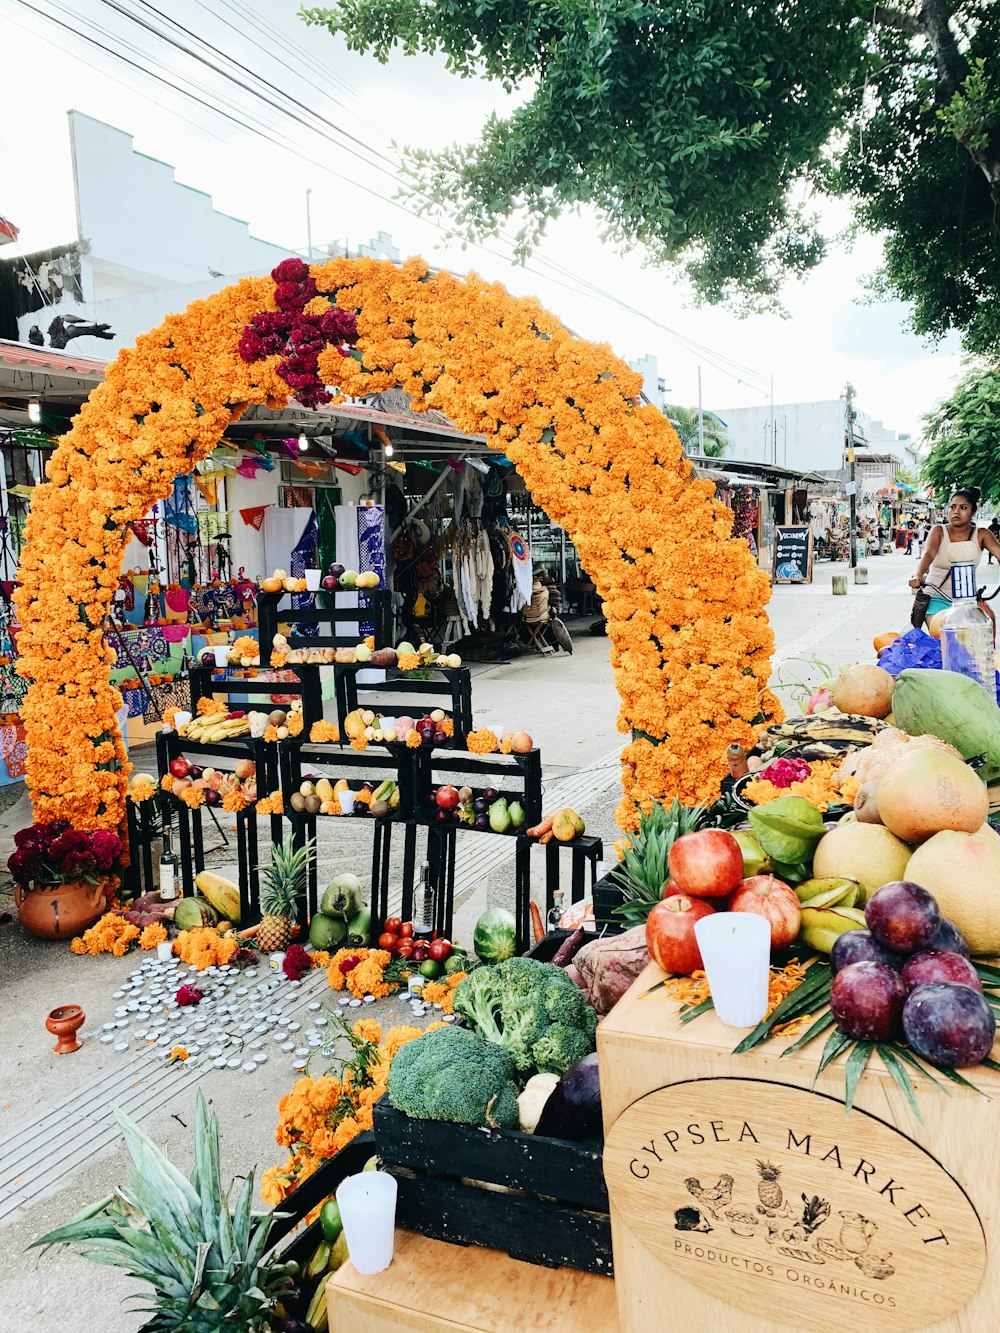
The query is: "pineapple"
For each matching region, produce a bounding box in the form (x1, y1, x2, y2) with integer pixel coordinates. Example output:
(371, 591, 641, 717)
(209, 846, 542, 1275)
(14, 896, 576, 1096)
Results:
(258, 834, 313, 951)
(32, 1093, 294, 1330)
(756, 1159, 783, 1210)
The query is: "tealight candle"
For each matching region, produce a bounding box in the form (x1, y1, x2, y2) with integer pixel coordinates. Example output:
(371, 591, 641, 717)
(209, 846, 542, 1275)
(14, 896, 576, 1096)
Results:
(694, 912, 770, 1028)
(336, 1171, 398, 1275)
(304, 568, 322, 591)
(339, 790, 356, 815)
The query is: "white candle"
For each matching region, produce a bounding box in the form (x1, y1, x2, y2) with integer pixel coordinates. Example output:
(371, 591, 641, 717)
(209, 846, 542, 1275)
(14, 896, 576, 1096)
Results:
(213, 644, 230, 667)
(694, 913, 770, 1028)
(304, 568, 322, 591)
(156, 942, 174, 962)
(336, 1170, 398, 1275)
(339, 790, 356, 814)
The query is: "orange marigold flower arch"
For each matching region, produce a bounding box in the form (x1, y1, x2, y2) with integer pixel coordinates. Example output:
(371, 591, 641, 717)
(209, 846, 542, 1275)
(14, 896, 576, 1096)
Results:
(15, 256, 780, 833)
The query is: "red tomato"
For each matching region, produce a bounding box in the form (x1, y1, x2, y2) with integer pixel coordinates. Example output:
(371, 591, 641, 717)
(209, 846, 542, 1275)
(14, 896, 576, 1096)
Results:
(378, 932, 399, 951)
(646, 894, 716, 975)
(396, 939, 415, 957)
(729, 875, 801, 949)
(428, 938, 452, 962)
(384, 917, 402, 933)
(398, 922, 414, 939)
(667, 829, 744, 899)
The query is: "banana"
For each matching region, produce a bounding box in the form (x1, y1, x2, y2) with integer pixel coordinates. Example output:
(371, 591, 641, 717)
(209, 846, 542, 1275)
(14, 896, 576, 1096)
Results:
(794, 877, 862, 909)
(798, 905, 867, 954)
(305, 1273, 332, 1329)
(765, 715, 884, 745)
(305, 1239, 331, 1280)
(194, 871, 241, 924)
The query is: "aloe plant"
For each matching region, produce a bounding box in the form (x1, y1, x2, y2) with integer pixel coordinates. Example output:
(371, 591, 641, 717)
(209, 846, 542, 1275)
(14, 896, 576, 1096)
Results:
(32, 1092, 296, 1330)
(614, 799, 704, 925)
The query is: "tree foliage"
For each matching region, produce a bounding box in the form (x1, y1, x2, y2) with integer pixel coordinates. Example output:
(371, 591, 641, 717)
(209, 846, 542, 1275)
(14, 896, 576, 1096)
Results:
(302, 1, 1000, 351)
(922, 366, 1000, 500)
(664, 404, 731, 458)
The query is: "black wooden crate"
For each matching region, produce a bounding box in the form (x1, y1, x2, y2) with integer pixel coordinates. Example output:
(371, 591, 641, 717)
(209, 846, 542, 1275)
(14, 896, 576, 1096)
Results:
(372, 1101, 612, 1275)
(409, 747, 543, 829)
(257, 588, 392, 653)
(187, 663, 324, 734)
(592, 869, 627, 934)
(335, 663, 473, 743)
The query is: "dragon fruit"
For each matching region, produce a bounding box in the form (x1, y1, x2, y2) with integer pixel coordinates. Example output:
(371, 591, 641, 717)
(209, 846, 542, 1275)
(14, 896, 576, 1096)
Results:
(760, 757, 812, 788)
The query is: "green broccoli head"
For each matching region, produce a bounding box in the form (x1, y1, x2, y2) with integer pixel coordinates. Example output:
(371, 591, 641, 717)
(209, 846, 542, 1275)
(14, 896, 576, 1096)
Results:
(453, 957, 597, 1076)
(387, 1025, 520, 1128)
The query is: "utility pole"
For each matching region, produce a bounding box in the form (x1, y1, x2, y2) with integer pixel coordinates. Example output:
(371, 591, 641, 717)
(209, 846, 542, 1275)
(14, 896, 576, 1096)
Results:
(697, 366, 705, 454)
(769, 372, 775, 464)
(305, 188, 314, 261)
(844, 382, 858, 568)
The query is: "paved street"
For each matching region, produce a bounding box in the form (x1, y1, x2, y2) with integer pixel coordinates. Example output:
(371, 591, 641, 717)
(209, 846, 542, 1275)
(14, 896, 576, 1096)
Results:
(0, 543, 989, 1331)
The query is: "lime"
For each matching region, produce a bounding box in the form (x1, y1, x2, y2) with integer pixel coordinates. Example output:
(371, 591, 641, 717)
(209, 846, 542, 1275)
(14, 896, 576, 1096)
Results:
(319, 1198, 342, 1243)
(443, 953, 467, 974)
(419, 959, 443, 980)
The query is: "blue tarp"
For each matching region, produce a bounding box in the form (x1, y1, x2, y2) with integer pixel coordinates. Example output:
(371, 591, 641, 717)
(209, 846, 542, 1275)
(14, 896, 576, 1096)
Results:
(878, 626, 1000, 702)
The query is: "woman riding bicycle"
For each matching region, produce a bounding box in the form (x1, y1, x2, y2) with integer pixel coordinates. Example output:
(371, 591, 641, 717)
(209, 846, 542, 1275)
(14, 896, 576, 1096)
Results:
(909, 487, 1000, 628)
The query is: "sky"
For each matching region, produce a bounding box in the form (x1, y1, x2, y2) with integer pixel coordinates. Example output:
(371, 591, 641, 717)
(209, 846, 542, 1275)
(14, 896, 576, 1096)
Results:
(0, 0, 967, 441)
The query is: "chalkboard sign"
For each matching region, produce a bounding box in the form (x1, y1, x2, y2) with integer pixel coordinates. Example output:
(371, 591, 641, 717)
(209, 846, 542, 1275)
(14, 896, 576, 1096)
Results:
(772, 525, 813, 583)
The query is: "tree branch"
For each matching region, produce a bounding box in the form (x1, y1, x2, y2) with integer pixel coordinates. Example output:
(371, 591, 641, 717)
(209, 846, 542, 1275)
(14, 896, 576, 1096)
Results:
(918, 0, 968, 99)
(871, 5, 921, 35)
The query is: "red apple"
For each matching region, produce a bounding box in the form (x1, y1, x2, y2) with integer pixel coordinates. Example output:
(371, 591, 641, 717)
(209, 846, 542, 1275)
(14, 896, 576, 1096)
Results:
(169, 757, 192, 779)
(646, 894, 716, 975)
(435, 785, 460, 810)
(667, 829, 744, 899)
(730, 874, 802, 949)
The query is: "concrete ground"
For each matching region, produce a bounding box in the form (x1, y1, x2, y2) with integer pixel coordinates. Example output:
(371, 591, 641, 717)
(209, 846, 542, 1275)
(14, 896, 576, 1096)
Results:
(0, 545, 980, 1330)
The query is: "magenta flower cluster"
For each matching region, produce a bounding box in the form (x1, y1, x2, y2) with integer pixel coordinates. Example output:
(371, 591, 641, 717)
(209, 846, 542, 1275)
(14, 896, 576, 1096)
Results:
(8, 820, 122, 886)
(237, 258, 359, 408)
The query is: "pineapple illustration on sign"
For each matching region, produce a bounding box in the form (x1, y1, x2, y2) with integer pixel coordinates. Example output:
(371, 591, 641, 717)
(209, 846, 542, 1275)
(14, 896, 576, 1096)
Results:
(258, 835, 313, 951)
(755, 1160, 783, 1214)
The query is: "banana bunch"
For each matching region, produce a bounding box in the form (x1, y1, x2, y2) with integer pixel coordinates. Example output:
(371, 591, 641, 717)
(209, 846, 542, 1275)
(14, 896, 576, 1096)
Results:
(303, 1232, 349, 1327)
(763, 715, 884, 747)
(182, 712, 251, 743)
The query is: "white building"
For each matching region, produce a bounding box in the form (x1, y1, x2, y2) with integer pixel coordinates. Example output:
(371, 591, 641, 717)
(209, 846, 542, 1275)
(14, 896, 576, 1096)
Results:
(711, 398, 906, 477)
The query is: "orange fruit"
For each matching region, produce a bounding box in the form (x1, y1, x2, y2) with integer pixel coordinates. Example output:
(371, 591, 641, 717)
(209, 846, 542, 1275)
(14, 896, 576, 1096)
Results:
(928, 610, 948, 639)
(261, 577, 282, 593)
(873, 632, 899, 653)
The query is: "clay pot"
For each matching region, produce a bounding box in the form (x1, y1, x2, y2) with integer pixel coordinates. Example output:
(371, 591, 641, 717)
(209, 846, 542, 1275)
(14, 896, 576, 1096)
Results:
(46, 1004, 85, 1055)
(15, 879, 108, 940)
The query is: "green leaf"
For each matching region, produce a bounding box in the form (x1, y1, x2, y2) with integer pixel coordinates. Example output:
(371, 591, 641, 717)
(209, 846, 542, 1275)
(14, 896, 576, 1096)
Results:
(815, 1025, 854, 1078)
(844, 1041, 875, 1114)
(731, 966, 831, 1054)
(936, 1065, 989, 1096)
(877, 1045, 922, 1123)
(779, 1009, 837, 1056)
(678, 996, 715, 1024)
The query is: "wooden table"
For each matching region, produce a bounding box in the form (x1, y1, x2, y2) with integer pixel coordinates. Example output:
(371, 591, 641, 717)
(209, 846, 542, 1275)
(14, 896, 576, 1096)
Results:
(598, 962, 999, 1333)
(326, 1230, 619, 1332)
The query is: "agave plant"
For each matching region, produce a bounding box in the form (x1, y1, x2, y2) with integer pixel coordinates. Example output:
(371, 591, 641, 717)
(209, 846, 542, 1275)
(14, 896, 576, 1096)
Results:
(614, 799, 704, 926)
(31, 1092, 296, 1330)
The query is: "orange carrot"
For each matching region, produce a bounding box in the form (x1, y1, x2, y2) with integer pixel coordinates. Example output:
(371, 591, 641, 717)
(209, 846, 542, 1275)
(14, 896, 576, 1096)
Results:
(526, 814, 555, 839)
(529, 900, 545, 944)
(539, 829, 554, 845)
(236, 922, 263, 939)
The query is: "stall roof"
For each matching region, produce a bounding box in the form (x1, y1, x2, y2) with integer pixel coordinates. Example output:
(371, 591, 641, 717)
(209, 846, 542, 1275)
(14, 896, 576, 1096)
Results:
(688, 455, 826, 485)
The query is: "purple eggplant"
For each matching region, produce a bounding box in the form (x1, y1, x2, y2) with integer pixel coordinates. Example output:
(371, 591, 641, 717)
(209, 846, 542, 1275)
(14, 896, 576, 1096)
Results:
(533, 1053, 602, 1141)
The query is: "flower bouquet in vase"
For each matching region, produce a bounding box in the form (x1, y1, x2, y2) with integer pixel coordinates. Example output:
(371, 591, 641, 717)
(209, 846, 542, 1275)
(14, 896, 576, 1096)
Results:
(8, 820, 122, 939)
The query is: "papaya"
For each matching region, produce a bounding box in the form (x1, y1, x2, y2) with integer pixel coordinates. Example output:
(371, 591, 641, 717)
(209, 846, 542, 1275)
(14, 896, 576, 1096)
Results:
(552, 810, 577, 842)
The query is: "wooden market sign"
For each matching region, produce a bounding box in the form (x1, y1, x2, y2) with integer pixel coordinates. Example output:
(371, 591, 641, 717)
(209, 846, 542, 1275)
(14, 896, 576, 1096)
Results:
(772, 524, 813, 583)
(603, 1078, 986, 1332)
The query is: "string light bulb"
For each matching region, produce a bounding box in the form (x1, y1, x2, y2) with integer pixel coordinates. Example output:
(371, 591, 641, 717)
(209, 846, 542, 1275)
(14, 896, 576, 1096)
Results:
(27, 399, 41, 423)
(385, 443, 394, 457)
(297, 432, 309, 452)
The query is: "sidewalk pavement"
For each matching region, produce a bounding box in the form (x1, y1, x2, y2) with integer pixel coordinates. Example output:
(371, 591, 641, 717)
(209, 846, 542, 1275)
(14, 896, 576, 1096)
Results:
(0, 545, 974, 1330)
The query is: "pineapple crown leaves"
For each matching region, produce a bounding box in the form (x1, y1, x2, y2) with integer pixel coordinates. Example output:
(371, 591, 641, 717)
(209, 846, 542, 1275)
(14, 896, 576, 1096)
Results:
(617, 798, 704, 910)
(261, 834, 314, 914)
(31, 1093, 283, 1331)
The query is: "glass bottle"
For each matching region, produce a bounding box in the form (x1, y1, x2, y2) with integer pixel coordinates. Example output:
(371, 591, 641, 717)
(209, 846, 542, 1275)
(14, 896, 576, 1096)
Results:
(941, 562, 995, 702)
(159, 820, 178, 902)
(412, 860, 435, 942)
(548, 889, 565, 932)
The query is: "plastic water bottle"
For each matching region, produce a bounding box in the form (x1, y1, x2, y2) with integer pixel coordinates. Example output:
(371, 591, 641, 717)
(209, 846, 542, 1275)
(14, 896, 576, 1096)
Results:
(941, 562, 995, 701)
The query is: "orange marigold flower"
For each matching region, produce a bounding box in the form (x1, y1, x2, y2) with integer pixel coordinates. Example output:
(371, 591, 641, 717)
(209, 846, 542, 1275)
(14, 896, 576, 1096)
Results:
(179, 785, 205, 809)
(221, 787, 250, 813)
(139, 922, 168, 950)
(310, 720, 340, 743)
(286, 711, 303, 736)
(397, 653, 420, 672)
(128, 778, 156, 803)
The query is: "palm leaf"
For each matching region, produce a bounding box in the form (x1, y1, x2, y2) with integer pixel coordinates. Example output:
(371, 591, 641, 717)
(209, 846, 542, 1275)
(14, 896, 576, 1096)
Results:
(877, 1045, 922, 1123)
(779, 1009, 837, 1056)
(815, 1026, 854, 1078)
(844, 1041, 875, 1114)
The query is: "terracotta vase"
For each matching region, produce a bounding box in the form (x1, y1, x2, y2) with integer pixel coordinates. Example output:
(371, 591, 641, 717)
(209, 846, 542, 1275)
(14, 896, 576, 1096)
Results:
(15, 879, 108, 940)
(46, 1004, 85, 1055)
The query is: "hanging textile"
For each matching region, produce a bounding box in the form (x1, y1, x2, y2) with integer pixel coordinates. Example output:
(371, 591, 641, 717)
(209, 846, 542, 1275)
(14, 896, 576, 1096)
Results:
(508, 529, 533, 611)
(731, 486, 759, 544)
(283, 486, 315, 509)
(236, 455, 271, 479)
(194, 476, 218, 506)
(240, 505, 269, 530)
(128, 518, 156, 546)
(357, 504, 386, 637)
(116, 575, 135, 611)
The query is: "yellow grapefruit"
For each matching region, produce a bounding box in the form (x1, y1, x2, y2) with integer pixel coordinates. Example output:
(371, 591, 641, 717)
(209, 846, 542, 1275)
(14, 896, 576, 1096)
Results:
(875, 749, 988, 844)
(905, 828, 1000, 955)
(811, 822, 911, 899)
(831, 664, 895, 718)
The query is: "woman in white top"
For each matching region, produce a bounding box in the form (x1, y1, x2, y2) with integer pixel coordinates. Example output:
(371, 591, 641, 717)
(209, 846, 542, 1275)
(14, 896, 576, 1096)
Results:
(910, 488, 1000, 625)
